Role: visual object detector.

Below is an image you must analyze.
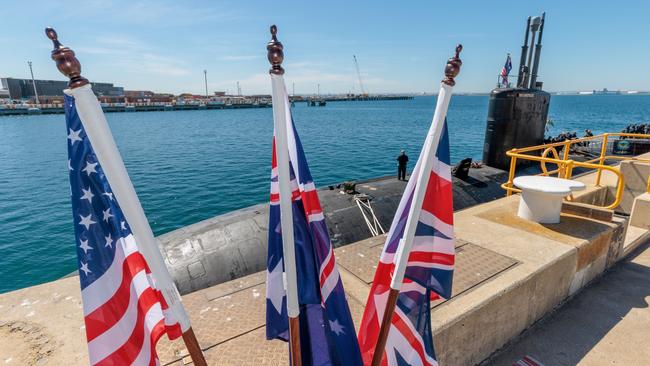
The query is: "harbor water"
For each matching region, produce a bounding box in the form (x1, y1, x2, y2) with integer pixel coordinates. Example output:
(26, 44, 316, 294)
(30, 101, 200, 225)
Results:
(1, 95, 649, 293)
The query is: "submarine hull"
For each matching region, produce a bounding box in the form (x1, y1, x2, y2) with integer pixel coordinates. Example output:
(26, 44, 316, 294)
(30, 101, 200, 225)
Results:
(158, 167, 508, 295)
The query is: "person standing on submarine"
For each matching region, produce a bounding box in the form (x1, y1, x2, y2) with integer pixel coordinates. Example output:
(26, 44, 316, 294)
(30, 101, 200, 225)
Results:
(397, 149, 409, 181)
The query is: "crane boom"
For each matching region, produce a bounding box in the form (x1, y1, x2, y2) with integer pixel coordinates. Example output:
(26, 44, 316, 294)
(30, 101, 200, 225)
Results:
(353, 55, 367, 96)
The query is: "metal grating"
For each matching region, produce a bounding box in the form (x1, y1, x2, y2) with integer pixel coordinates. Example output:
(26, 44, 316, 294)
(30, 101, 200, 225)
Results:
(159, 237, 517, 365)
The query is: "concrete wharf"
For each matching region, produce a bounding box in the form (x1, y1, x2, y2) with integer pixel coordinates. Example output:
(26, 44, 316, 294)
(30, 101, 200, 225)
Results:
(2, 155, 649, 365)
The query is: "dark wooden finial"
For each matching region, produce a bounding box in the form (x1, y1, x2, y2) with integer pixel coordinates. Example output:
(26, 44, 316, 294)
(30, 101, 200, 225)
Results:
(267, 25, 285, 75)
(442, 44, 463, 86)
(45, 27, 89, 89)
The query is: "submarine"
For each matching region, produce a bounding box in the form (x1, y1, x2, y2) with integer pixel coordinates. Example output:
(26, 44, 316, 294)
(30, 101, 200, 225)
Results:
(157, 13, 554, 295)
(484, 13, 550, 170)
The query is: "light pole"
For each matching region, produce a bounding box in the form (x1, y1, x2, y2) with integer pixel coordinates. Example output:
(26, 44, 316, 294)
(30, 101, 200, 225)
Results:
(203, 70, 208, 97)
(28, 61, 40, 104)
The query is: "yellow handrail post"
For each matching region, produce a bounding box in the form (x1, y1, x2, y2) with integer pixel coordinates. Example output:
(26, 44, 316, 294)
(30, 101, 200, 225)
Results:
(506, 152, 517, 196)
(565, 160, 574, 179)
(595, 134, 609, 186)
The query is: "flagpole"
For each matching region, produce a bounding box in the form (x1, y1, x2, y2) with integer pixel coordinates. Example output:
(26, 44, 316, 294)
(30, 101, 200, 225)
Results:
(268, 25, 302, 366)
(46, 28, 207, 366)
(370, 45, 462, 366)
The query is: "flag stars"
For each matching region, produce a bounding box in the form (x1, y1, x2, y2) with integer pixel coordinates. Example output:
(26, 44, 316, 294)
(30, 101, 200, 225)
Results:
(105, 234, 113, 248)
(267, 261, 284, 313)
(120, 221, 127, 231)
(80, 187, 95, 204)
(102, 208, 114, 223)
(79, 262, 91, 276)
(103, 192, 114, 201)
(329, 319, 345, 336)
(79, 239, 93, 254)
(82, 161, 98, 176)
(79, 214, 96, 230)
(68, 159, 73, 171)
(67, 128, 82, 145)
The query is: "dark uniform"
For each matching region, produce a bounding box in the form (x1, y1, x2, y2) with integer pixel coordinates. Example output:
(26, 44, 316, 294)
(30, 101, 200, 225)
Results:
(397, 152, 409, 181)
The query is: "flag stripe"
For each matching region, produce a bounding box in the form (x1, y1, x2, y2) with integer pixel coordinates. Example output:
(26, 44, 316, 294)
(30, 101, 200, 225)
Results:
(82, 235, 138, 316)
(85, 252, 149, 341)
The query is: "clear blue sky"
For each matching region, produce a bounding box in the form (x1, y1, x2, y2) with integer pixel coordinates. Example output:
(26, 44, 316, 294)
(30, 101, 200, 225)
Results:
(1, 0, 647, 95)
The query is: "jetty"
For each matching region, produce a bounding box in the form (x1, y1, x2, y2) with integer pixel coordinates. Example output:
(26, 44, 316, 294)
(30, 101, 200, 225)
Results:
(0, 102, 272, 116)
(292, 95, 413, 103)
(0, 95, 415, 116)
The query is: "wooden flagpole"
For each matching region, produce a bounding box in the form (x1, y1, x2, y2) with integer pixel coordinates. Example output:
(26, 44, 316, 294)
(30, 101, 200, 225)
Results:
(46, 28, 207, 366)
(267, 25, 302, 366)
(370, 45, 462, 366)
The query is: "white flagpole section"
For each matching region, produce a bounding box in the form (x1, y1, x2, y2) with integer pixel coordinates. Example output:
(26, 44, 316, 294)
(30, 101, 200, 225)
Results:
(390, 82, 454, 290)
(270, 73, 301, 318)
(65, 85, 191, 331)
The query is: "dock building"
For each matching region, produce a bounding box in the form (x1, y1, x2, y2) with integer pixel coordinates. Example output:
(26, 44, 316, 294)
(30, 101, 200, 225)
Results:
(0, 77, 123, 102)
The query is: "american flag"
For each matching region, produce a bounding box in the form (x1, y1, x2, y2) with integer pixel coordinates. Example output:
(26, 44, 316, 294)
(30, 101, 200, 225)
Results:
(64, 85, 182, 365)
(358, 119, 455, 366)
(265, 74, 363, 365)
(501, 53, 512, 87)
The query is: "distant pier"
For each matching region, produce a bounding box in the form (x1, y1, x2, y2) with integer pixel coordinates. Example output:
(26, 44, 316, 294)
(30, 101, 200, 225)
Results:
(0, 102, 272, 116)
(1, 95, 414, 116)
(293, 95, 413, 103)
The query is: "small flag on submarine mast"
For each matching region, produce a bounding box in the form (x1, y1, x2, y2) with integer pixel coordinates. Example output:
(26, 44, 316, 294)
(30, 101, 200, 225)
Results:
(265, 25, 363, 366)
(45, 28, 207, 366)
(500, 53, 512, 88)
(358, 45, 462, 366)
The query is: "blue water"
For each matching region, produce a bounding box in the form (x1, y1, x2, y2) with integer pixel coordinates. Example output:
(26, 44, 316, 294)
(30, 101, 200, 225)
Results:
(1, 95, 649, 293)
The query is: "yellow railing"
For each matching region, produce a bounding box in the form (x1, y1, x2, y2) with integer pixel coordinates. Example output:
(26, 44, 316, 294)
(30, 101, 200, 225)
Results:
(502, 133, 650, 210)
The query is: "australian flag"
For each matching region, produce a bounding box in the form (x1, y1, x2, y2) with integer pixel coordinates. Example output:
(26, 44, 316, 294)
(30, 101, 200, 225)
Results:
(358, 117, 455, 366)
(266, 73, 363, 366)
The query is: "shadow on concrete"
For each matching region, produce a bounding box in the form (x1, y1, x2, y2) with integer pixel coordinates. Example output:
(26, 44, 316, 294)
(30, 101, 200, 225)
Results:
(540, 215, 613, 242)
(484, 242, 650, 366)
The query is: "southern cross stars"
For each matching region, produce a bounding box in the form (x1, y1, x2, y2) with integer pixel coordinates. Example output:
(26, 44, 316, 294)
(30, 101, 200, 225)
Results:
(266, 261, 284, 313)
(79, 214, 96, 230)
(67, 128, 82, 145)
(82, 161, 98, 176)
(329, 319, 345, 336)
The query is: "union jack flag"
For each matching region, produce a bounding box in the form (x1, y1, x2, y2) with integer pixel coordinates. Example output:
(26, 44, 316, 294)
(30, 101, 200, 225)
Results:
(358, 119, 455, 366)
(501, 53, 512, 87)
(64, 85, 182, 365)
(265, 74, 363, 365)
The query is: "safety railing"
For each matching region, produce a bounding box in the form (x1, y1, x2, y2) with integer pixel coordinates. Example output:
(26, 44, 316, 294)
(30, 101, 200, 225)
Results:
(502, 133, 650, 210)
